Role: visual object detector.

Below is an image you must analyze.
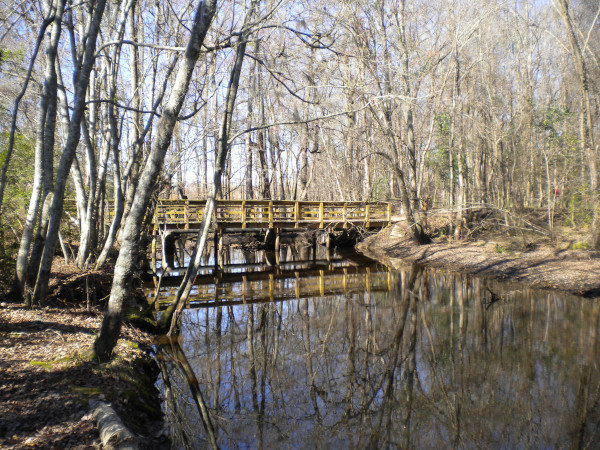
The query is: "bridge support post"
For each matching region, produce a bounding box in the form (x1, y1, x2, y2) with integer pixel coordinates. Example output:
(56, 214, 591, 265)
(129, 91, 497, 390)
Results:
(213, 229, 220, 268)
(151, 236, 157, 272)
(275, 230, 280, 253)
(162, 232, 177, 269)
(264, 228, 276, 249)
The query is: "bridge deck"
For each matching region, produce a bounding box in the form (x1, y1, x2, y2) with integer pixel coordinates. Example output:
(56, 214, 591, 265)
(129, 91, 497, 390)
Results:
(152, 200, 391, 232)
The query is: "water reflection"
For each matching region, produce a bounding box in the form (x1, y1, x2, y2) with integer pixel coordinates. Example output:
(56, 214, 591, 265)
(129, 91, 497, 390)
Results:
(147, 243, 390, 309)
(155, 249, 600, 449)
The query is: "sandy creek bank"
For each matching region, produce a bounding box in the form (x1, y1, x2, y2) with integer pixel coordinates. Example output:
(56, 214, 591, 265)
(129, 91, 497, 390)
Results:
(357, 223, 600, 299)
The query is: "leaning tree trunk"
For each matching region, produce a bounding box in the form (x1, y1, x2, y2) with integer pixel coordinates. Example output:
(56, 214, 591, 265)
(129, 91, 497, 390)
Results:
(93, 0, 218, 359)
(160, 0, 259, 335)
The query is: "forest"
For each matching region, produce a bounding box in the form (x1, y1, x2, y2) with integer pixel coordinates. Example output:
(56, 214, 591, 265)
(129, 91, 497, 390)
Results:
(0, 0, 598, 368)
(1, 0, 599, 360)
(1, 0, 600, 446)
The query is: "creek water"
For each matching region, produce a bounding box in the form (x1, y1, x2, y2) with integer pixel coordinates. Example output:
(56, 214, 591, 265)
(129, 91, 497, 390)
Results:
(150, 243, 600, 448)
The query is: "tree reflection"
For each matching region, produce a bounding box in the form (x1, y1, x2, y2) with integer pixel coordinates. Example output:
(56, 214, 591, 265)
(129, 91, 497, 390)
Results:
(156, 260, 600, 448)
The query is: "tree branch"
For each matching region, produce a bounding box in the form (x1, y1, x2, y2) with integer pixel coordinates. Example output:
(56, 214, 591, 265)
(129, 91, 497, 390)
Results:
(228, 103, 372, 144)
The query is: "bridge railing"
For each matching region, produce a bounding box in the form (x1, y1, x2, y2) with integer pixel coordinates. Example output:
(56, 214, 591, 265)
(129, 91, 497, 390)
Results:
(149, 267, 391, 308)
(65, 198, 391, 232)
(153, 199, 391, 231)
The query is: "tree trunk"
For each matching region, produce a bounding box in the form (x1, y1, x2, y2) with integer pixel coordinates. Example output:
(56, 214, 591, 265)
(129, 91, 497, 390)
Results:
(398, 0, 427, 243)
(159, 0, 259, 335)
(77, 0, 135, 268)
(555, 0, 599, 247)
(95, 136, 125, 268)
(15, 0, 65, 301)
(29, 0, 108, 304)
(93, 0, 218, 359)
(0, 7, 55, 217)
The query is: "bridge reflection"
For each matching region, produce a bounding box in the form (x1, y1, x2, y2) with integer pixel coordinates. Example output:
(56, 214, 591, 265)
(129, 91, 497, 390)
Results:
(145, 249, 391, 309)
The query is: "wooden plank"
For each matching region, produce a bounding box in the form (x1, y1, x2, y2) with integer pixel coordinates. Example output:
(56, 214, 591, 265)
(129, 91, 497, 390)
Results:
(241, 200, 246, 229)
(319, 202, 324, 228)
(184, 200, 189, 230)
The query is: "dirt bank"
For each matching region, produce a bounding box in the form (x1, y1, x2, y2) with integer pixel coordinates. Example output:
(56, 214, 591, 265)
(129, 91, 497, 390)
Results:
(0, 263, 166, 449)
(358, 223, 600, 299)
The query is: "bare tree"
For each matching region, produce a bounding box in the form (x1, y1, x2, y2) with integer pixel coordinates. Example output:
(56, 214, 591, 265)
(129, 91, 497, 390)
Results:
(93, 0, 218, 359)
(25, 0, 109, 305)
(14, 0, 66, 303)
(160, 0, 260, 335)
(553, 0, 599, 247)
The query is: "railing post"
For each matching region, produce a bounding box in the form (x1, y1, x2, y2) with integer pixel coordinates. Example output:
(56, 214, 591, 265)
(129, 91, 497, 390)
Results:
(268, 200, 273, 228)
(343, 203, 348, 229)
(242, 275, 247, 303)
(365, 204, 371, 228)
(184, 200, 189, 230)
(294, 202, 299, 228)
(153, 207, 158, 234)
(151, 236, 157, 272)
(387, 202, 392, 226)
(319, 202, 324, 228)
(241, 200, 246, 229)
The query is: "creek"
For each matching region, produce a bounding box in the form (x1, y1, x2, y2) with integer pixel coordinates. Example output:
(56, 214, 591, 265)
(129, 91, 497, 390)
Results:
(149, 242, 600, 448)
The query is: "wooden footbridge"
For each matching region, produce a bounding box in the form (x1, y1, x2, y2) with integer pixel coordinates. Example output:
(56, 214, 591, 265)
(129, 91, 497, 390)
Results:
(65, 198, 391, 270)
(152, 200, 391, 233)
(150, 200, 391, 269)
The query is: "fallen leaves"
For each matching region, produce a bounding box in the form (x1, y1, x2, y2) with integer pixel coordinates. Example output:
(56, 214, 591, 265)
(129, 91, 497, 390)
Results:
(0, 302, 155, 449)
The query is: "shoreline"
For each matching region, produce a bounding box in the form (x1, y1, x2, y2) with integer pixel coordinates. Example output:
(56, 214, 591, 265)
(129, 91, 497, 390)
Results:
(0, 262, 166, 449)
(357, 224, 600, 299)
